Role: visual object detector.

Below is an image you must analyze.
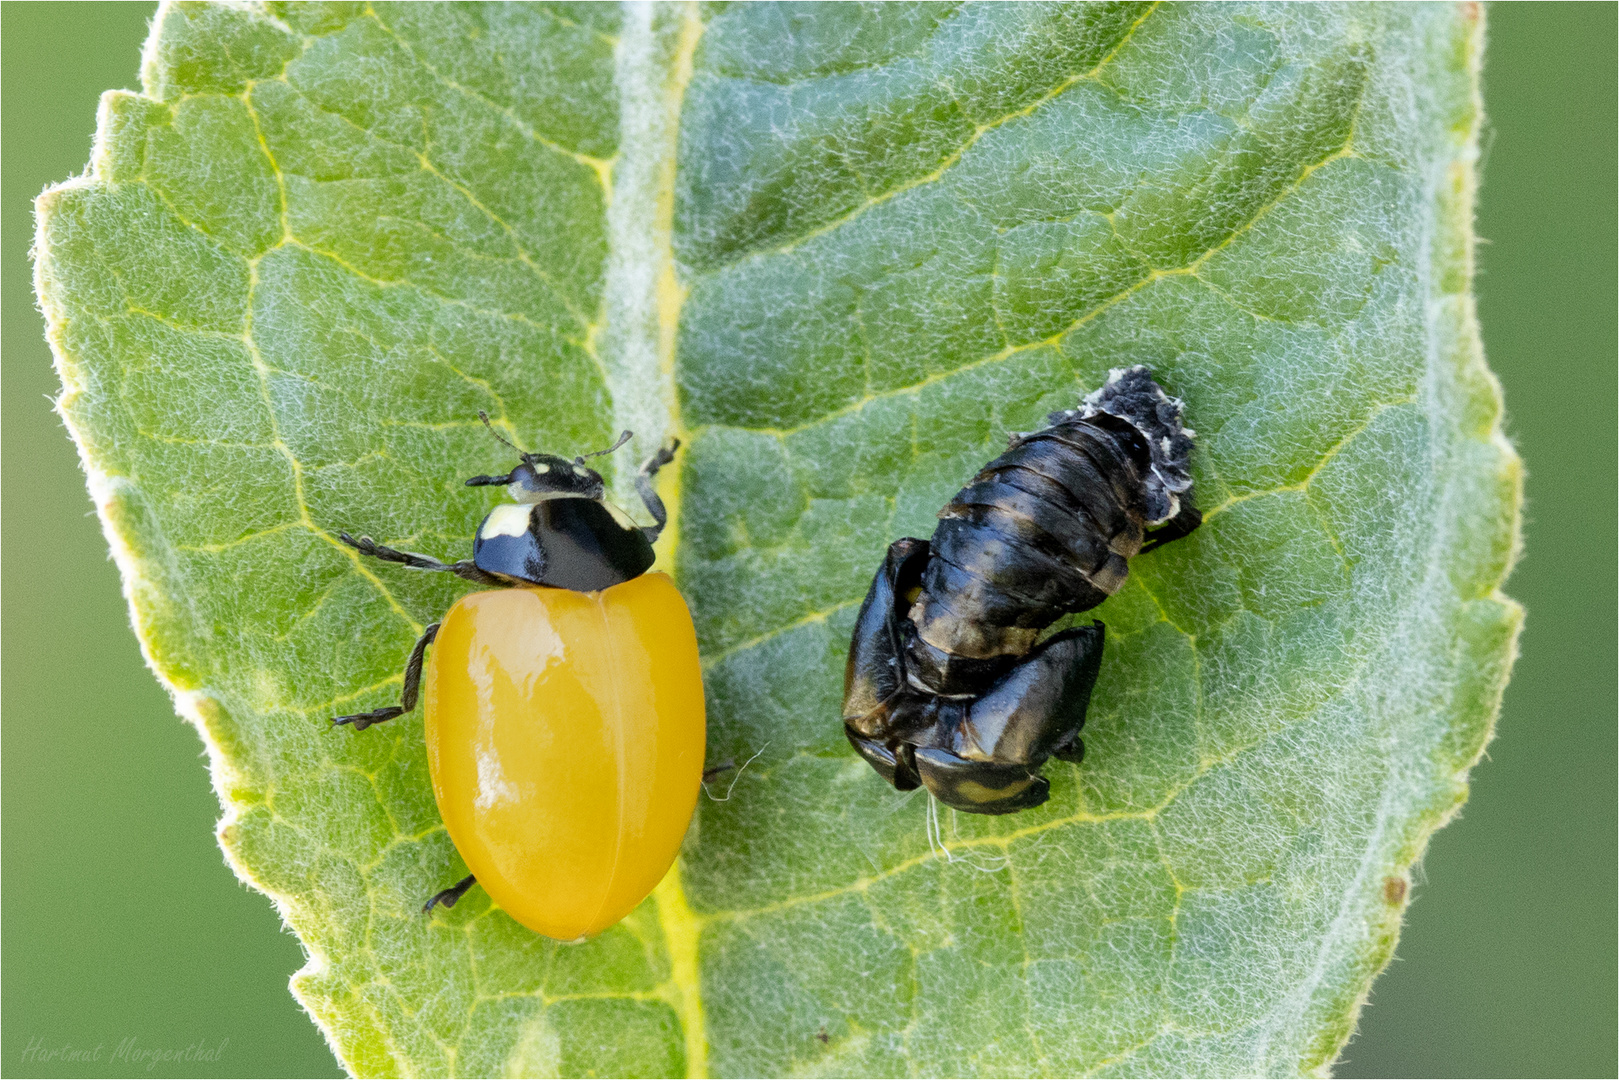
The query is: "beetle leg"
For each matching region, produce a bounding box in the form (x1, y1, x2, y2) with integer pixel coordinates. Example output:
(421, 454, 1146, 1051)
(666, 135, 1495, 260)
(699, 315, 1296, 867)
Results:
(634, 438, 681, 542)
(340, 531, 451, 570)
(340, 532, 505, 586)
(448, 561, 506, 586)
(334, 623, 439, 730)
(422, 874, 477, 915)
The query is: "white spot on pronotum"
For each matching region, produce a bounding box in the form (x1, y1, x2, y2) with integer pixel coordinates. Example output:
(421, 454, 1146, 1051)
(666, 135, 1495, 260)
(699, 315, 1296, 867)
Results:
(481, 503, 531, 538)
(535, 463, 550, 474)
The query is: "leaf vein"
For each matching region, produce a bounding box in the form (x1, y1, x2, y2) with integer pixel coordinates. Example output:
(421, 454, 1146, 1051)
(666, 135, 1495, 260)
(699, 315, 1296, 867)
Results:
(695, 1, 1161, 276)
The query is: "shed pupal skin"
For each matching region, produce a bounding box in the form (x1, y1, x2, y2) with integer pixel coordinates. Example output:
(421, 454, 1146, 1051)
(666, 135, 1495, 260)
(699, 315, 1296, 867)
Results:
(842, 366, 1200, 815)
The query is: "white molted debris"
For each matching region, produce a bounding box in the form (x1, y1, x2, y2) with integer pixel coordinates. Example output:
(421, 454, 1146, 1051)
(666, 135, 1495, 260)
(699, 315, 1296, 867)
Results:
(1077, 364, 1196, 527)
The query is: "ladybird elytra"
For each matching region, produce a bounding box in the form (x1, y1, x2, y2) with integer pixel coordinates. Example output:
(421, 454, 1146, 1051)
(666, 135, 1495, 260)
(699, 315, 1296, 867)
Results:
(331, 418, 699, 936)
(423, 572, 705, 941)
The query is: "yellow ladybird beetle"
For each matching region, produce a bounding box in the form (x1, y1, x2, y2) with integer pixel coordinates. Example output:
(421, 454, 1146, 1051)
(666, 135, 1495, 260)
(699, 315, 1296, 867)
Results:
(331, 416, 705, 941)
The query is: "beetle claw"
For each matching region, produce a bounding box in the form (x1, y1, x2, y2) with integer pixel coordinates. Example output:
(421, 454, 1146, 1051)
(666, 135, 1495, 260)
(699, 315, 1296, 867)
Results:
(332, 705, 404, 730)
(423, 874, 477, 914)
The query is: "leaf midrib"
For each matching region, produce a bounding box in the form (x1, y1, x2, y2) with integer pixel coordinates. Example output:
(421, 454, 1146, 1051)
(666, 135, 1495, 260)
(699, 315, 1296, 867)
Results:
(597, 3, 709, 1077)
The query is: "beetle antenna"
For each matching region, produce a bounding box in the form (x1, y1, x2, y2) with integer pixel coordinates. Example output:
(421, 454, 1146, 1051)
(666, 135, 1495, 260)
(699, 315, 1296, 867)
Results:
(478, 411, 530, 458)
(472, 411, 537, 466)
(577, 429, 633, 464)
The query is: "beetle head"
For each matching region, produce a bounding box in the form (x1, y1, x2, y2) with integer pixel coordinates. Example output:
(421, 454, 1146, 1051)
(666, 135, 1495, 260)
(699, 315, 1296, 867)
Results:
(465, 415, 629, 503)
(499, 453, 605, 502)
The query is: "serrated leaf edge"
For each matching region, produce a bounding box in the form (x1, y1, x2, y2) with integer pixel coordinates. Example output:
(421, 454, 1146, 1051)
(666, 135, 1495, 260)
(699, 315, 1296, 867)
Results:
(31, 3, 1523, 1077)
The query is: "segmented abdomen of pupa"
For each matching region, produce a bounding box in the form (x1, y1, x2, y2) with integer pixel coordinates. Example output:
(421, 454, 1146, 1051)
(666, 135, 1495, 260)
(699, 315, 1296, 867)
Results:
(909, 366, 1195, 661)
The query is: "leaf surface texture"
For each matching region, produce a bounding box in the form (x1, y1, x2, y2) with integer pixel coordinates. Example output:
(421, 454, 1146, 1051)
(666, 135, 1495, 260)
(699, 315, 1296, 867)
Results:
(35, 3, 1519, 1076)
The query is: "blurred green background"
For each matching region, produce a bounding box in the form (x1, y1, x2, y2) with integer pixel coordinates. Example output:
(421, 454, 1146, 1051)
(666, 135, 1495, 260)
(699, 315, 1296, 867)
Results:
(2, 3, 1612, 1077)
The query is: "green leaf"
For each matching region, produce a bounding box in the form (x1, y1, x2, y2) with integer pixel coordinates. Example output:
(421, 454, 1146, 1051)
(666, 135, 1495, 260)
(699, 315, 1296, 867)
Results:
(35, 2, 1520, 1076)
